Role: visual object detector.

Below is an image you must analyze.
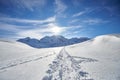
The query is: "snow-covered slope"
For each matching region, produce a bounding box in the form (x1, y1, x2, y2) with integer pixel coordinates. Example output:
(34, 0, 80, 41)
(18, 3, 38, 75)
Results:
(0, 40, 34, 61)
(0, 34, 120, 80)
(66, 34, 120, 80)
(0, 40, 62, 80)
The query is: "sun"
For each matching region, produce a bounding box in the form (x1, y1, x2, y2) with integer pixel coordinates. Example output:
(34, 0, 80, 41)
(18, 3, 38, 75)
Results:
(51, 26, 62, 35)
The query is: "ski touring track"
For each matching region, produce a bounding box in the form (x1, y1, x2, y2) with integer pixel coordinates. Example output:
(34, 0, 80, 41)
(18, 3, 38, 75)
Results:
(42, 48, 98, 80)
(0, 47, 98, 80)
(0, 51, 56, 73)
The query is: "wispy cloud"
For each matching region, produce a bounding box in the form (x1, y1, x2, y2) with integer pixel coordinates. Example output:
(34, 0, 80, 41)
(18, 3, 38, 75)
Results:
(69, 19, 80, 24)
(0, 21, 67, 39)
(0, 17, 91, 39)
(20, 0, 47, 11)
(0, 22, 45, 39)
(69, 17, 109, 25)
(72, 8, 95, 17)
(0, 0, 47, 11)
(55, 0, 67, 16)
(0, 22, 22, 32)
(0, 16, 56, 25)
(17, 23, 66, 39)
(72, 11, 86, 17)
(82, 18, 109, 25)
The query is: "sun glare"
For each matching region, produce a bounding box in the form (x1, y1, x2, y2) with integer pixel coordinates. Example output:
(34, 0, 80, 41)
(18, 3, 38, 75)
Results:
(51, 26, 62, 35)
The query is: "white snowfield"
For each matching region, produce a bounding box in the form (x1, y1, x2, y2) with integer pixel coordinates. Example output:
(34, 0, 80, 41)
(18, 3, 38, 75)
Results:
(66, 34, 120, 80)
(0, 34, 120, 80)
(0, 40, 62, 80)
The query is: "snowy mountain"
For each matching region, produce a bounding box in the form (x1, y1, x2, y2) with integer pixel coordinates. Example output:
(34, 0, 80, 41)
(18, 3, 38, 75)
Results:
(0, 34, 120, 80)
(17, 35, 90, 48)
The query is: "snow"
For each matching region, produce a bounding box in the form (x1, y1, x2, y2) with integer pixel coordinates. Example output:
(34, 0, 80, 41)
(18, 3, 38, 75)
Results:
(43, 48, 95, 80)
(66, 35, 120, 80)
(0, 40, 62, 80)
(0, 34, 120, 80)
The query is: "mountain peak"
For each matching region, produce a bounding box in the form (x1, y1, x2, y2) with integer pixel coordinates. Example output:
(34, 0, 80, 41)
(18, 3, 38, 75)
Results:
(51, 35, 64, 37)
(17, 35, 90, 48)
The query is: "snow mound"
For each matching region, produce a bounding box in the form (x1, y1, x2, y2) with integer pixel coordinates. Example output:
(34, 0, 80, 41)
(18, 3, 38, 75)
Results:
(0, 40, 33, 49)
(0, 40, 62, 62)
(66, 34, 120, 80)
(93, 34, 120, 44)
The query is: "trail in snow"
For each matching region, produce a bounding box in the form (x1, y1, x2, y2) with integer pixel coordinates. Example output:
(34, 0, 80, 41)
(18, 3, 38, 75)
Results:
(43, 48, 97, 80)
(0, 47, 98, 79)
(0, 51, 56, 73)
(72, 56, 98, 63)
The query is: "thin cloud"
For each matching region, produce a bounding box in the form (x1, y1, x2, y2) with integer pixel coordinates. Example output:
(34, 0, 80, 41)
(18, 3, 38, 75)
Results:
(0, 16, 56, 25)
(82, 18, 109, 25)
(20, 0, 47, 11)
(72, 11, 86, 17)
(0, 16, 68, 39)
(0, 22, 49, 39)
(17, 23, 66, 39)
(69, 19, 80, 24)
(0, 19, 86, 39)
(55, 0, 67, 15)
(72, 8, 95, 17)
(0, 22, 51, 39)
(0, 22, 22, 32)
(0, 0, 47, 11)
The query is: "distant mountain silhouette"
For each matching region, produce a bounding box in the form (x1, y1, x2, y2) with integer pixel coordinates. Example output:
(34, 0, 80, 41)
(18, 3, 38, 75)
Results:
(17, 35, 90, 48)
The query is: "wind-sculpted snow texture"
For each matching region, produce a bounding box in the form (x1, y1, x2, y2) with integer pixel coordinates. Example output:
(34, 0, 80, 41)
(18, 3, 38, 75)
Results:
(43, 48, 96, 80)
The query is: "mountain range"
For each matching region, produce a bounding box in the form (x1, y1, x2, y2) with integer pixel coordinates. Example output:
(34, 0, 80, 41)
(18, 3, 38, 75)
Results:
(17, 35, 90, 48)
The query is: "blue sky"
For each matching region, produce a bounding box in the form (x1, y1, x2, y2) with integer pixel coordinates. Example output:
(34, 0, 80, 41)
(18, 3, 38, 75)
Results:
(0, 0, 120, 39)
